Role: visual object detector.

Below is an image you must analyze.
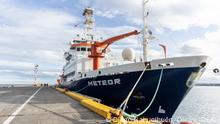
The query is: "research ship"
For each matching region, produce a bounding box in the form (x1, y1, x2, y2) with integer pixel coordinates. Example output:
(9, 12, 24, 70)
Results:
(59, 1, 208, 119)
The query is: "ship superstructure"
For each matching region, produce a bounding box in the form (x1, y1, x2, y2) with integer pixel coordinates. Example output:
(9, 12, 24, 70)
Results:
(63, 7, 95, 83)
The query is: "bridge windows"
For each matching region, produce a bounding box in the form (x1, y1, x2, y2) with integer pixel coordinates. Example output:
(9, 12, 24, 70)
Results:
(73, 47, 91, 52)
(70, 47, 76, 50)
(81, 47, 86, 51)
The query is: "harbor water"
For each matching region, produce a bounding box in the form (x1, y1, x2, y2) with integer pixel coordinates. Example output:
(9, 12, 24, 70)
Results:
(173, 86, 220, 124)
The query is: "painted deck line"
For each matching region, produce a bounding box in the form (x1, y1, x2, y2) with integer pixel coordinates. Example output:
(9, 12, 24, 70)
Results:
(2, 87, 42, 124)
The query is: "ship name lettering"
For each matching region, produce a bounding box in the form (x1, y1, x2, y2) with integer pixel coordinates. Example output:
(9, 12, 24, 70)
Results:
(88, 79, 121, 86)
(102, 80, 107, 85)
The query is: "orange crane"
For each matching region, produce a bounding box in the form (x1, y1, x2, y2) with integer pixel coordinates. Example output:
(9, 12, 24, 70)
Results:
(71, 30, 140, 70)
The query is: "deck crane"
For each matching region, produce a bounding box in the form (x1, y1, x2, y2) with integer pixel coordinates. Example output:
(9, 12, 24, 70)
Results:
(71, 30, 140, 70)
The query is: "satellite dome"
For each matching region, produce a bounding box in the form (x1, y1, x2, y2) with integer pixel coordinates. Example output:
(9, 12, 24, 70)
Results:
(122, 48, 135, 61)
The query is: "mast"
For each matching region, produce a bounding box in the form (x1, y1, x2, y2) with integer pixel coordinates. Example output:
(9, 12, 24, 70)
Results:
(142, 0, 149, 61)
(83, 7, 95, 40)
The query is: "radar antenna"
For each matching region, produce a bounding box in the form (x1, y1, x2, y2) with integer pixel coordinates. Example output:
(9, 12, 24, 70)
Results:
(83, 7, 95, 40)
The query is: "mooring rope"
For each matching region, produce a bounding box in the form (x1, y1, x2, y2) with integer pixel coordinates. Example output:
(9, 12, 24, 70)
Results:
(119, 64, 164, 120)
(119, 63, 149, 110)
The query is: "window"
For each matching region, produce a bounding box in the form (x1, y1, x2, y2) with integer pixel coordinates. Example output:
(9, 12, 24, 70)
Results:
(87, 48, 91, 51)
(81, 47, 86, 51)
(77, 47, 80, 51)
(70, 47, 76, 50)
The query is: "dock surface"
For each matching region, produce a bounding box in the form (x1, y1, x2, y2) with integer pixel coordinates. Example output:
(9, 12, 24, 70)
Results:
(0, 87, 105, 124)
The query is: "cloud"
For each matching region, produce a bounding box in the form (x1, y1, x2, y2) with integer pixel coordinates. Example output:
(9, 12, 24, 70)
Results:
(180, 45, 203, 55)
(180, 29, 220, 65)
(0, 70, 58, 84)
(179, 29, 220, 82)
(0, 0, 79, 28)
(86, 0, 220, 31)
(0, 0, 81, 83)
(96, 10, 121, 19)
(0, 59, 61, 84)
(1, 0, 219, 84)
(150, 0, 220, 31)
(33, 50, 63, 62)
(0, 60, 61, 72)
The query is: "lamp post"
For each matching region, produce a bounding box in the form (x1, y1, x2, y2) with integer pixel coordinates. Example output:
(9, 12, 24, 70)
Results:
(34, 64, 39, 84)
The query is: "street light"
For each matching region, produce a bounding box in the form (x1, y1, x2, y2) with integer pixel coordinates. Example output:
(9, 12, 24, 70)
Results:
(34, 64, 39, 84)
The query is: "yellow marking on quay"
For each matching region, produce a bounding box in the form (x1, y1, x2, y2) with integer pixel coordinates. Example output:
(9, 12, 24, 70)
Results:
(55, 87, 156, 124)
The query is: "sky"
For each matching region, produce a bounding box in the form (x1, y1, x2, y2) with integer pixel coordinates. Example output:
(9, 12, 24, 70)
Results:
(0, 0, 219, 84)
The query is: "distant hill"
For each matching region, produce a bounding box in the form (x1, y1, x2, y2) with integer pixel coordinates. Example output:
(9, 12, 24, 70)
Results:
(0, 84, 33, 87)
(196, 83, 220, 86)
